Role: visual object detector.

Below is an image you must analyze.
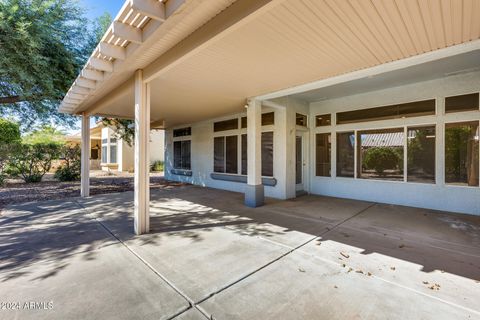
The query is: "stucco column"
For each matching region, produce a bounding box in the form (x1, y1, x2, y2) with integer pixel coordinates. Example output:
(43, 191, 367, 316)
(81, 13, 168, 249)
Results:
(134, 70, 150, 234)
(245, 99, 264, 207)
(80, 113, 90, 197)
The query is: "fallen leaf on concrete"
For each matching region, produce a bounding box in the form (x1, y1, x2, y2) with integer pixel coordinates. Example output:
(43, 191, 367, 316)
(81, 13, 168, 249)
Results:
(423, 281, 429, 284)
(334, 285, 338, 289)
(390, 267, 396, 271)
(355, 270, 364, 274)
(298, 267, 305, 273)
(340, 252, 350, 259)
(398, 244, 405, 248)
(342, 264, 346, 268)
(367, 272, 372, 276)
(348, 267, 353, 273)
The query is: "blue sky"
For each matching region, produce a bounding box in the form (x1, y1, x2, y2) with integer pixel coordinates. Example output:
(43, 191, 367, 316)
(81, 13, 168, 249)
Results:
(80, 0, 124, 21)
(65, 1, 124, 134)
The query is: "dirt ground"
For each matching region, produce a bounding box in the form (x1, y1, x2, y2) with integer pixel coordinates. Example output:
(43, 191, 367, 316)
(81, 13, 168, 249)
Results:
(0, 171, 184, 213)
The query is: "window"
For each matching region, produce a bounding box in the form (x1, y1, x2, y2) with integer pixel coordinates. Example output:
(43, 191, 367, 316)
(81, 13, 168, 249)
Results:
(316, 133, 331, 176)
(110, 145, 117, 164)
(173, 140, 191, 170)
(445, 121, 479, 186)
(445, 93, 479, 113)
(261, 132, 274, 177)
(315, 114, 331, 127)
(101, 146, 107, 163)
(241, 134, 247, 175)
(357, 128, 404, 181)
(296, 113, 308, 127)
(337, 132, 355, 177)
(102, 138, 107, 144)
(213, 136, 238, 173)
(91, 149, 99, 160)
(407, 126, 436, 183)
(173, 127, 191, 137)
(240, 132, 274, 176)
(241, 112, 275, 128)
(337, 99, 436, 124)
(214, 119, 238, 132)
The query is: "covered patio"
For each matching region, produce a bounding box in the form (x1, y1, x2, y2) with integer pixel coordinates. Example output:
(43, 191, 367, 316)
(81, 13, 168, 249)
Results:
(59, 0, 480, 235)
(1, 186, 479, 319)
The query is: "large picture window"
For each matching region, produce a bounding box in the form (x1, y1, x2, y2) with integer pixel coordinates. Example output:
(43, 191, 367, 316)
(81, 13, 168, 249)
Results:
(213, 136, 238, 174)
(337, 132, 355, 178)
(445, 121, 479, 186)
(316, 133, 331, 176)
(109, 144, 117, 164)
(173, 140, 191, 170)
(357, 128, 404, 181)
(407, 126, 436, 183)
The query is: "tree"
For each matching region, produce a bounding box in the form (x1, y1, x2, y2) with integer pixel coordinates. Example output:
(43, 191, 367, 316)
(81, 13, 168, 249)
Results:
(54, 144, 80, 181)
(364, 147, 402, 176)
(0, 118, 21, 184)
(0, 0, 91, 128)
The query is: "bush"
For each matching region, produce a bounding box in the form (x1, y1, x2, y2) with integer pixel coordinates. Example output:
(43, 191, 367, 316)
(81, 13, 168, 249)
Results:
(364, 147, 401, 175)
(151, 160, 164, 172)
(0, 119, 21, 184)
(54, 145, 81, 181)
(9, 143, 62, 183)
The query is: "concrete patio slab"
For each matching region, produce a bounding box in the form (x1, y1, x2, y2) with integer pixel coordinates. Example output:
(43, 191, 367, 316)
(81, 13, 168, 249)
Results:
(173, 308, 207, 320)
(199, 249, 479, 319)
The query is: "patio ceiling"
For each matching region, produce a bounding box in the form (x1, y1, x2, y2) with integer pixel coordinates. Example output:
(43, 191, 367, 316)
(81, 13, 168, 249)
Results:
(62, 0, 480, 128)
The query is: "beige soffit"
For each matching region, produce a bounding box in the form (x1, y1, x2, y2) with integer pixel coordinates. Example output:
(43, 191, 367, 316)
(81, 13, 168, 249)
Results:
(59, 0, 238, 114)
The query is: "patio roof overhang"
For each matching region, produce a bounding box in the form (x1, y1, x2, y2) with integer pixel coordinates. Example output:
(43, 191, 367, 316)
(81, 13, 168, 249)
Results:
(60, 0, 480, 128)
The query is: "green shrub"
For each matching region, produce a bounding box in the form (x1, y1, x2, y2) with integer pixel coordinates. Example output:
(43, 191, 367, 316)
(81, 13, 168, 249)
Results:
(9, 143, 62, 183)
(151, 160, 164, 172)
(0, 119, 21, 183)
(364, 147, 401, 175)
(54, 145, 81, 181)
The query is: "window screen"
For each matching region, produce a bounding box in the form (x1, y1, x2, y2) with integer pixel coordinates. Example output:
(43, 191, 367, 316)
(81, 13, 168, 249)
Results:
(445, 93, 479, 113)
(315, 114, 331, 127)
(241, 134, 247, 175)
(214, 119, 238, 132)
(173, 140, 191, 170)
(173, 127, 192, 137)
(316, 133, 331, 176)
(407, 126, 435, 183)
(213, 136, 238, 173)
(337, 132, 355, 178)
(110, 145, 117, 164)
(261, 132, 274, 176)
(337, 99, 435, 124)
(101, 146, 107, 163)
(214, 137, 225, 172)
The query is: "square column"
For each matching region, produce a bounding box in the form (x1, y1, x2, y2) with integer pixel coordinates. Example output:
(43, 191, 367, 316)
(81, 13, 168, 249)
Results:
(80, 113, 90, 197)
(245, 99, 264, 207)
(134, 70, 150, 235)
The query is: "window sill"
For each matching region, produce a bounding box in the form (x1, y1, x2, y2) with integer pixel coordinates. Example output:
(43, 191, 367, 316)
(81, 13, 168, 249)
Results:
(170, 169, 192, 176)
(210, 173, 277, 186)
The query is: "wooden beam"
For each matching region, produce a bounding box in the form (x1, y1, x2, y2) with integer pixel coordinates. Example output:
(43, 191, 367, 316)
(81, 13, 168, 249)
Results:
(64, 97, 82, 104)
(81, 69, 104, 81)
(76, 77, 96, 89)
(89, 57, 114, 72)
(131, 0, 166, 21)
(99, 42, 127, 60)
(112, 21, 143, 44)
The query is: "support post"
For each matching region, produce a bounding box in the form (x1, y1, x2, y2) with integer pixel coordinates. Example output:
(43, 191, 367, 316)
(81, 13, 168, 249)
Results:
(245, 99, 264, 207)
(134, 70, 150, 234)
(80, 113, 90, 197)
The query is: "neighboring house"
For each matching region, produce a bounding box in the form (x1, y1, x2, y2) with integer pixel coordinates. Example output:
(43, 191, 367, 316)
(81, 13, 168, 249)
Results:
(59, 0, 480, 233)
(67, 123, 164, 172)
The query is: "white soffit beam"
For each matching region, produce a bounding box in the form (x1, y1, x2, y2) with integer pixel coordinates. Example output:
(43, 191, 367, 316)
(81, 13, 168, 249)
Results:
(256, 39, 480, 101)
(71, 86, 91, 95)
(130, 0, 166, 21)
(81, 69, 104, 81)
(98, 42, 127, 60)
(112, 21, 143, 44)
(67, 92, 85, 100)
(76, 77, 96, 89)
(89, 57, 114, 72)
(64, 98, 82, 104)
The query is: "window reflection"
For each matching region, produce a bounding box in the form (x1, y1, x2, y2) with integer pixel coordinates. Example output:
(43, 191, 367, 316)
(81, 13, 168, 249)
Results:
(445, 122, 479, 186)
(357, 128, 404, 181)
(407, 126, 436, 183)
